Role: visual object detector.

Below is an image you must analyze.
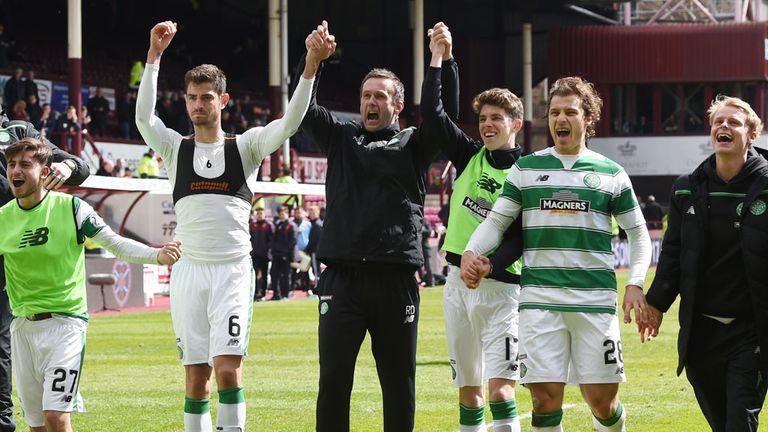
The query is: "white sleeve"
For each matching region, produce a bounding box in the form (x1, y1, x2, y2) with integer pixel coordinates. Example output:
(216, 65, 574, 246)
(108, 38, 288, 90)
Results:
(90, 227, 161, 265)
(464, 198, 519, 256)
(74, 198, 160, 264)
(244, 76, 314, 163)
(135, 63, 182, 161)
(624, 224, 651, 288)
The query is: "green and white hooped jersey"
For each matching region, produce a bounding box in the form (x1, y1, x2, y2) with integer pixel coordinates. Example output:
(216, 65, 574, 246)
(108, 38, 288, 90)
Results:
(442, 148, 522, 275)
(498, 147, 644, 314)
(0, 192, 105, 318)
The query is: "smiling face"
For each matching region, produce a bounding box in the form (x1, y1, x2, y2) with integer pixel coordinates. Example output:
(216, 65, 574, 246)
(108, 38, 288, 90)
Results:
(186, 81, 230, 128)
(7, 150, 50, 200)
(359, 77, 403, 132)
(477, 104, 521, 151)
(710, 105, 756, 160)
(548, 94, 590, 155)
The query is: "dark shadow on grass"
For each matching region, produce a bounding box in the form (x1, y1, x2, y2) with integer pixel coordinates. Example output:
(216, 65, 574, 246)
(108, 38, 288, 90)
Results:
(417, 360, 450, 367)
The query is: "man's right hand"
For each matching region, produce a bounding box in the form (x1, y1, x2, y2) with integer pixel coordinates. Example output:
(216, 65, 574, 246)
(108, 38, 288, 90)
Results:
(427, 22, 453, 65)
(148, 21, 177, 64)
(303, 20, 336, 78)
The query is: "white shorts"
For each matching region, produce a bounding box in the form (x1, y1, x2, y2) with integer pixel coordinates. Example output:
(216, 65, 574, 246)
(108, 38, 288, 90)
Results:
(170, 257, 255, 365)
(443, 265, 520, 387)
(11, 315, 87, 428)
(518, 309, 626, 385)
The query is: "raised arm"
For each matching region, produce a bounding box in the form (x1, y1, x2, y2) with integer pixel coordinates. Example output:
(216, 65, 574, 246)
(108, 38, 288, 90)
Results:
(420, 22, 477, 170)
(295, 21, 340, 154)
(246, 22, 334, 161)
(135, 21, 181, 159)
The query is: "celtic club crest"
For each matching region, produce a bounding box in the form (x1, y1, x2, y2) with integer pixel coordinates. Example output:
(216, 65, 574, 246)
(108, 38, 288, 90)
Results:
(583, 173, 601, 189)
(112, 260, 131, 307)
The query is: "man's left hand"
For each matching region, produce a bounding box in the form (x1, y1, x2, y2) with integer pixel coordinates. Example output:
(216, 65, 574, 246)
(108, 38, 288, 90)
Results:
(43, 161, 74, 190)
(622, 284, 655, 328)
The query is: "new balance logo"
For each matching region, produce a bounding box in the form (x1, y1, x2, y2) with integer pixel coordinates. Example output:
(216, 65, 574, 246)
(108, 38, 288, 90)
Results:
(19, 227, 49, 248)
(686, 206, 695, 215)
(536, 175, 550, 182)
(403, 304, 416, 324)
(226, 338, 240, 347)
(477, 173, 502, 193)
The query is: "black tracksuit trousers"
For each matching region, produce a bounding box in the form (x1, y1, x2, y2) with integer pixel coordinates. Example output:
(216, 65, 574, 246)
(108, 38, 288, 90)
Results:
(0, 287, 14, 432)
(315, 265, 419, 432)
(686, 315, 768, 432)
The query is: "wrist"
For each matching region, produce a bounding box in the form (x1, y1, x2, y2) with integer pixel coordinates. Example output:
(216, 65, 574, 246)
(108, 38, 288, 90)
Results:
(62, 159, 76, 171)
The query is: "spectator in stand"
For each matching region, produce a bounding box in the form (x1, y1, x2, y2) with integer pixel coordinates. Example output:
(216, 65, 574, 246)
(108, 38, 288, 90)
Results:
(113, 158, 127, 177)
(636, 115, 651, 135)
(0, 24, 12, 67)
(10, 100, 27, 121)
(221, 110, 236, 134)
(241, 95, 254, 123)
(270, 206, 296, 301)
(292, 207, 312, 293)
(249, 207, 273, 301)
(117, 91, 136, 139)
(34, 104, 53, 138)
(306, 205, 324, 289)
(52, 105, 80, 151)
(274, 164, 301, 208)
(87, 88, 110, 136)
(96, 157, 116, 176)
(156, 96, 174, 129)
(137, 148, 160, 178)
(24, 95, 41, 125)
(123, 166, 134, 178)
(23, 70, 38, 103)
(3, 68, 24, 111)
(129, 60, 144, 89)
(80, 106, 92, 133)
(642, 194, 665, 230)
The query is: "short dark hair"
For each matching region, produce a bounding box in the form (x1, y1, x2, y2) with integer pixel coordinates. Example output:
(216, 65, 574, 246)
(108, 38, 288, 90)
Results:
(472, 88, 523, 120)
(548, 76, 603, 138)
(5, 137, 52, 167)
(360, 68, 404, 103)
(184, 64, 227, 95)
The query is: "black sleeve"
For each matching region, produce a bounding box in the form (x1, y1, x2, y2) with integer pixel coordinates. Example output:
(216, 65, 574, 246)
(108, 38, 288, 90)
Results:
(21, 120, 89, 186)
(418, 60, 478, 173)
(294, 54, 339, 154)
(441, 58, 460, 122)
(0, 177, 10, 207)
(646, 176, 685, 312)
(487, 216, 523, 280)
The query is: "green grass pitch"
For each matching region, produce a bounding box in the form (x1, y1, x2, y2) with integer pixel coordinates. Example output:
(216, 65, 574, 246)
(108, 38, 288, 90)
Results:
(13, 269, 762, 430)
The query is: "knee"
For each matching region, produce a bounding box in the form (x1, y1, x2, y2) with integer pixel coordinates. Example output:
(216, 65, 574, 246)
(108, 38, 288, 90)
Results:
(459, 386, 484, 407)
(584, 392, 618, 420)
(43, 410, 69, 431)
(530, 388, 562, 413)
(488, 379, 515, 402)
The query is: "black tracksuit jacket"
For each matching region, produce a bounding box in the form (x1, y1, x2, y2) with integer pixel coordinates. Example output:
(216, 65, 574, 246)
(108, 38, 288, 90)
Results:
(647, 148, 768, 374)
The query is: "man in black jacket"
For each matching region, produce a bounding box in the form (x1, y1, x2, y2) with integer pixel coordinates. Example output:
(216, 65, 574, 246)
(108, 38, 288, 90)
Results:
(249, 207, 273, 301)
(641, 95, 768, 432)
(300, 21, 457, 431)
(0, 110, 89, 432)
(269, 206, 296, 301)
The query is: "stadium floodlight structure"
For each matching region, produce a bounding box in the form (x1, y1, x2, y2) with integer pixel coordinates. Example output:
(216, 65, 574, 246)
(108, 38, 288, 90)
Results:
(563, 0, 762, 24)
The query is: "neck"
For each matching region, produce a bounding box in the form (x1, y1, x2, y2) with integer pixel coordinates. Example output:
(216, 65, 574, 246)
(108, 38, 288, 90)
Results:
(18, 189, 46, 209)
(554, 143, 586, 156)
(715, 153, 747, 182)
(193, 123, 224, 143)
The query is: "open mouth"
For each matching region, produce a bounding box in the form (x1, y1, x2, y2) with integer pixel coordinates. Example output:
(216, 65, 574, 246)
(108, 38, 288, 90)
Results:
(11, 179, 24, 187)
(716, 133, 733, 143)
(483, 131, 497, 138)
(556, 129, 570, 138)
(366, 112, 379, 122)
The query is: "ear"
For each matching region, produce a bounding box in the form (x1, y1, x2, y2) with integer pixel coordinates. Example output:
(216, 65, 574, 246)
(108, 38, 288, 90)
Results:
(749, 129, 759, 145)
(584, 114, 593, 127)
(40, 165, 51, 179)
(220, 92, 231, 108)
(394, 100, 405, 117)
(512, 118, 523, 133)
